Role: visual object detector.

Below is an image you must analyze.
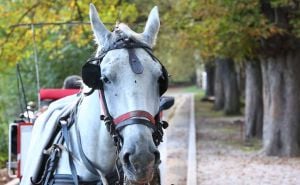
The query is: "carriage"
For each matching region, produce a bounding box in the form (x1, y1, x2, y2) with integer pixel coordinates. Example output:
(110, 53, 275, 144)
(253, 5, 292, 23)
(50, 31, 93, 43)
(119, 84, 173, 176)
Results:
(7, 88, 81, 178)
(7, 88, 174, 183)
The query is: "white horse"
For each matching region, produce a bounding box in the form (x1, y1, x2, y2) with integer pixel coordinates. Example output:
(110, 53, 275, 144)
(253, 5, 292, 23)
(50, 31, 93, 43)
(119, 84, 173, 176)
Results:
(21, 3, 167, 185)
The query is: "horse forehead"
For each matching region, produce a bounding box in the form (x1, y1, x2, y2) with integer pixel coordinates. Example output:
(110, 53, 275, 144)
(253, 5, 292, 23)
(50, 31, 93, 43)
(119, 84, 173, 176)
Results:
(101, 49, 161, 74)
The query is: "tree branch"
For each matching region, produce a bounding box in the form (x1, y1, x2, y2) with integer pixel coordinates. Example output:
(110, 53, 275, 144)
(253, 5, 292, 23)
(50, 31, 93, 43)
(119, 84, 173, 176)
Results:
(1, 2, 41, 45)
(0, 2, 41, 57)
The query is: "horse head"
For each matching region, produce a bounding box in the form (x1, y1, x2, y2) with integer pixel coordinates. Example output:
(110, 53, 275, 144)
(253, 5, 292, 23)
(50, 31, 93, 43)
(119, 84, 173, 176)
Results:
(87, 4, 166, 184)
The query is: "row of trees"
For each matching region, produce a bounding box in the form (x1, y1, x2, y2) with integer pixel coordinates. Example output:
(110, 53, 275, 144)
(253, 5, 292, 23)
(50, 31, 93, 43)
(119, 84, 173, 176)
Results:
(182, 0, 300, 156)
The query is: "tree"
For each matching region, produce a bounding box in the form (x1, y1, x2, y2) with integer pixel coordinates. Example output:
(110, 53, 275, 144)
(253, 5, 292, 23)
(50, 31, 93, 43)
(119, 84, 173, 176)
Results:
(258, 0, 300, 156)
(204, 63, 215, 97)
(0, 0, 139, 112)
(214, 58, 240, 115)
(185, 0, 300, 156)
(245, 60, 263, 141)
(0, 0, 138, 69)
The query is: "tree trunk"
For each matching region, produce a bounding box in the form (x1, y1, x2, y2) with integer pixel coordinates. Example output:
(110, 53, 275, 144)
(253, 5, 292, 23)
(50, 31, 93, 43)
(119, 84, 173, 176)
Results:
(223, 58, 240, 115)
(237, 64, 245, 99)
(214, 58, 240, 114)
(261, 51, 300, 156)
(195, 64, 202, 88)
(245, 60, 263, 141)
(214, 59, 225, 110)
(214, 59, 240, 115)
(205, 63, 215, 97)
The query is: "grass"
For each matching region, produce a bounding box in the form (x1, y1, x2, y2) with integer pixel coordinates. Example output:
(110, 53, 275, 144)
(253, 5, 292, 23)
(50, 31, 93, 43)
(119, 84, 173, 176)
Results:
(222, 138, 262, 153)
(183, 85, 205, 95)
(241, 138, 263, 152)
(194, 94, 224, 118)
(194, 90, 262, 153)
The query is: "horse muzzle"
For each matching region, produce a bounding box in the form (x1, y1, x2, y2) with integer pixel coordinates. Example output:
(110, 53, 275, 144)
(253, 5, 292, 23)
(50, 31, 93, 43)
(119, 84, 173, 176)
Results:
(118, 122, 161, 183)
(121, 149, 159, 183)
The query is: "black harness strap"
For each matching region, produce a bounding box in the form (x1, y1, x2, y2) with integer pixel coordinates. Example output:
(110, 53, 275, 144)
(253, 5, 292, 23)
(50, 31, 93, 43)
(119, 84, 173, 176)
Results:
(60, 119, 79, 185)
(128, 48, 144, 74)
(115, 118, 156, 131)
(30, 143, 63, 185)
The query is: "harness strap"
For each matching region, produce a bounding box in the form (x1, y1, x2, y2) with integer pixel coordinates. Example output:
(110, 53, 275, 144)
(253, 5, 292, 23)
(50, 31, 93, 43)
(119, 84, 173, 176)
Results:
(60, 120, 79, 185)
(128, 48, 144, 74)
(74, 115, 101, 176)
(115, 118, 156, 131)
(99, 90, 110, 118)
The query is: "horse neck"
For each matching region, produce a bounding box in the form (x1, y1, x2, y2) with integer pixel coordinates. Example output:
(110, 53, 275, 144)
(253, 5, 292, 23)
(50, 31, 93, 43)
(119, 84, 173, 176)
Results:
(62, 90, 117, 178)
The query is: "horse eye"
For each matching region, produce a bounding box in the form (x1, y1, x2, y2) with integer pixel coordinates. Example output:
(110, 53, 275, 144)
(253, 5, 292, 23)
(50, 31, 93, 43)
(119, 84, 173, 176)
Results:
(101, 76, 111, 84)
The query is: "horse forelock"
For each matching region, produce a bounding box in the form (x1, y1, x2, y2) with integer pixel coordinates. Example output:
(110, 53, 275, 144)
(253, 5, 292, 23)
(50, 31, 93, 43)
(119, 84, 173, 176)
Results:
(116, 23, 149, 45)
(95, 22, 152, 56)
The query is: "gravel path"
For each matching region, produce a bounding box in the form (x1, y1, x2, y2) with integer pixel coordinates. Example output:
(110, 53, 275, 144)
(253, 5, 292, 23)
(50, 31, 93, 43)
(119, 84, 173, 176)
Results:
(160, 93, 191, 185)
(196, 111, 300, 185)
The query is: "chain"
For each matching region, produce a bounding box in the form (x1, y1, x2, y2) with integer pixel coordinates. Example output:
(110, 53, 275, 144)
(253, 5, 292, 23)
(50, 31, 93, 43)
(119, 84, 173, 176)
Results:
(153, 120, 169, 146)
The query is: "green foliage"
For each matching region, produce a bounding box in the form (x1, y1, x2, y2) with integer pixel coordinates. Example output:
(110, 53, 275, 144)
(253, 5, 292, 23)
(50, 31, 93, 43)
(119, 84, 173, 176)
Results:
(0, 0, 138, 69)
(163, 0, 300, 61)
(155, 34, 196, 83)
(0, 0, 139, 167)
(0, 1, 139, 109)
(0, 123, 8, 168)
(270, 0, 290, 7)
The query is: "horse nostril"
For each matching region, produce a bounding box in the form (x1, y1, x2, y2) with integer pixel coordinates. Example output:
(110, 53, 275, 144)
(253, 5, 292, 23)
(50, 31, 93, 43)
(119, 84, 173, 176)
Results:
(153, 150, 161, 165)
(123, 152, 131, 166)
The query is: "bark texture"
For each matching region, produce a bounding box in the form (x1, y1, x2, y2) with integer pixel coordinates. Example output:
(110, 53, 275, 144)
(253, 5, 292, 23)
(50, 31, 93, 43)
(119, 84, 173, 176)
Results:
(245, 61, 263, 141)
(205, 63, 215, 97)
(237, 64, 245, 99)
(214, 59, 225, 110)
(261, 51, 300, 156)
(214, 58, 240, 115)
(223, 59, 240, 115)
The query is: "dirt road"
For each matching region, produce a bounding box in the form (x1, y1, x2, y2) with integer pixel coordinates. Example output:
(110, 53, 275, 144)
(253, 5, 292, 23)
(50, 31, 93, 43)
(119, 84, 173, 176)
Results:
(160, 93, 194, 185)
(196, 100, 300, 185)
(161, 91, 300, 185)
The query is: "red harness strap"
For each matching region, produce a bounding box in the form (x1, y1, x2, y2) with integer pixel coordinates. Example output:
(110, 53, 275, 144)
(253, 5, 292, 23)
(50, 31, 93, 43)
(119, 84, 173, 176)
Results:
(113, 110, 156, 125)
(98, 90, 156, 125)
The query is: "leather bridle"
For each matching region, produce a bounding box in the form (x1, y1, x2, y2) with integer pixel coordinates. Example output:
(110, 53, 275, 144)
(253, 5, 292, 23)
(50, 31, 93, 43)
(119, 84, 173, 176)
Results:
(81, 33, 168, 150)
(80, 35, 168, 184)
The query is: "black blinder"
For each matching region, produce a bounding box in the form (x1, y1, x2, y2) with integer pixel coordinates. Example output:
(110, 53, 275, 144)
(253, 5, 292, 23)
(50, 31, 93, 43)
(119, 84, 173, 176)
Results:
(159, 65, 169, 96)
(81, 60, 103, 89)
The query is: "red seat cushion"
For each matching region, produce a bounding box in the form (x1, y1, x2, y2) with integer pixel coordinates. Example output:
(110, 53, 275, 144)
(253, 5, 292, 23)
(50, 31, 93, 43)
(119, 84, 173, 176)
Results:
(39, 89, 80, 101)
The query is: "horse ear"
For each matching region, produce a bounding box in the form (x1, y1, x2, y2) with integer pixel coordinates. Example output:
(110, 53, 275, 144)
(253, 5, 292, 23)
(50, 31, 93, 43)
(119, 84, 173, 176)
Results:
(89, 3, 111, 46)
(142, 6, 160, 48)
